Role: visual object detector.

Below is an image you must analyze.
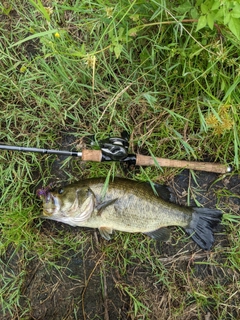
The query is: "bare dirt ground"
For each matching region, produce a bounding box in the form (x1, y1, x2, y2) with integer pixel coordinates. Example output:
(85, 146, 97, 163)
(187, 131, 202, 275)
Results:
(1, 6, 239, 320)
(1, 154, 240, 320)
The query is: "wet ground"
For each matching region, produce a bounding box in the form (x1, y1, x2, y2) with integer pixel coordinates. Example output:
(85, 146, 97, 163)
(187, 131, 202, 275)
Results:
(1, 6, 239, 319)
(1, 136, 240, 320)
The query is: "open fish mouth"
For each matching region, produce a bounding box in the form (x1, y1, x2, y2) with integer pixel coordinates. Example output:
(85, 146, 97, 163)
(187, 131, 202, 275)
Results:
(43, 193, 61, 216)
(37, 184, 60, 216)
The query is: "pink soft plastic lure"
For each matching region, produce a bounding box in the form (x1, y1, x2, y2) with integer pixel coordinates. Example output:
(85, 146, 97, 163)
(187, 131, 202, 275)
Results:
(36, 183, 55, 199)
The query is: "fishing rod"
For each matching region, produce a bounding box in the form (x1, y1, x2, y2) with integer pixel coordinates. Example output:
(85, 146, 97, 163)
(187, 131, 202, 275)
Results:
(0, 133, 231, 174)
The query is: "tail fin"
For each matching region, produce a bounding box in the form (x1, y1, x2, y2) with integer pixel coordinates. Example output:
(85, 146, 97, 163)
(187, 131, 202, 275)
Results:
(184, 208, 222, 251)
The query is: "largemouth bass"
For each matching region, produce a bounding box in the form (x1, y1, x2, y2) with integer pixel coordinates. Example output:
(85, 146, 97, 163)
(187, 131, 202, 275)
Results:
(38, 178, 222, 250)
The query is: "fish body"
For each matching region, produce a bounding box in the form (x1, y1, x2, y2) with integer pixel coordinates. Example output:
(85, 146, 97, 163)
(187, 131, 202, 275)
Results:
(39, 178, 222, 250)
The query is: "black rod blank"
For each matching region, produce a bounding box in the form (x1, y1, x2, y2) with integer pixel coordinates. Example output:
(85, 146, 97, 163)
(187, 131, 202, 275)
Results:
(0, 144, 82, 157)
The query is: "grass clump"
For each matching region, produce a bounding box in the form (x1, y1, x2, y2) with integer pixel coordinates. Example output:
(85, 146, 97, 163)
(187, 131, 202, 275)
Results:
(0, 0, 240, 319)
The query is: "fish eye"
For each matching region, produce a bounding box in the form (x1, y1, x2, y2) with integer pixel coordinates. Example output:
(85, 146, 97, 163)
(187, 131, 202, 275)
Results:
(58, 188, 64, 194)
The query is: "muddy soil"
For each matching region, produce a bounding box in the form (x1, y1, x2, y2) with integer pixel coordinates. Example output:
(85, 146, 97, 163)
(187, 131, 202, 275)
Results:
(1, 135, 240, 320)
(1, 7, 239, 319)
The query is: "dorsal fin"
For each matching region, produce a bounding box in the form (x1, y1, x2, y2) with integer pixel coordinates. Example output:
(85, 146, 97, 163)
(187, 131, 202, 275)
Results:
(146, 182, 171, 202)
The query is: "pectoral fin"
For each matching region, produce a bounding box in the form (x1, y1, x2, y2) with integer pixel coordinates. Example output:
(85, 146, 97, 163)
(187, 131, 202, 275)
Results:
(96, 198, 118, 215)
(99, 227, 113, 240)
(145, 227, 170, 242)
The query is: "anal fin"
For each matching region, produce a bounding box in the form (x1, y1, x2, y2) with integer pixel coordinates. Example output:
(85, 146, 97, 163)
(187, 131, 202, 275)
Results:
(99, 227, 113, 240)
(145, 227, 170, 242)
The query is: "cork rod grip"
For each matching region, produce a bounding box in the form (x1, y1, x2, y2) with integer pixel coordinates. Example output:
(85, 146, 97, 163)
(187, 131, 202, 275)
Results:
(136, 154, 230, 174)
(81, 149, 102, 162)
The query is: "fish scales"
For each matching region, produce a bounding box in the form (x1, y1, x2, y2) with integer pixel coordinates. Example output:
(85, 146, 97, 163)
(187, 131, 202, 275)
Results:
(39, 177, 223, 250)
(73, 178, 192, 232)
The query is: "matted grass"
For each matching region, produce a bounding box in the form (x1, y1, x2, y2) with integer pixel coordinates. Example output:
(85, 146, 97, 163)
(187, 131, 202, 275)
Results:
(0, 0, 240, 319)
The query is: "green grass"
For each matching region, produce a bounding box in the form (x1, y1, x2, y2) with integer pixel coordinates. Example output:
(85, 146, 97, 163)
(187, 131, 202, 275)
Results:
(0, 0, 240, 319)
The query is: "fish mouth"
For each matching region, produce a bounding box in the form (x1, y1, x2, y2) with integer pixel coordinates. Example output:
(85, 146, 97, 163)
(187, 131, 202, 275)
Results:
(37, 184, 60, 216)
(38, 184, 96, 223)
(42, 192, 61, 216)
